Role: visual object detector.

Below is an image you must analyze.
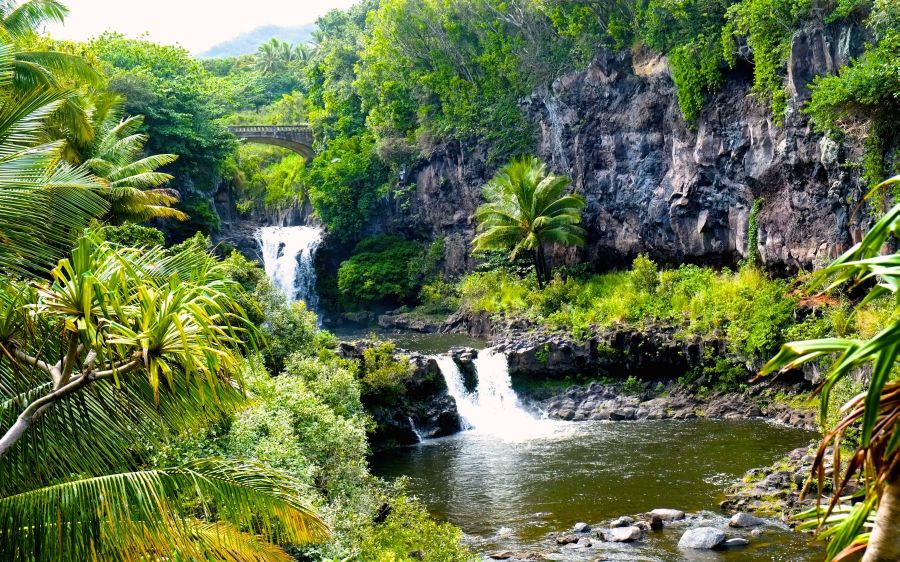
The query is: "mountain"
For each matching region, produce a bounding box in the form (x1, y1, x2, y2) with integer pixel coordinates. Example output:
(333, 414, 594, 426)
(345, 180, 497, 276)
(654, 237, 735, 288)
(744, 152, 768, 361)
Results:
(199, 24, 316, 58)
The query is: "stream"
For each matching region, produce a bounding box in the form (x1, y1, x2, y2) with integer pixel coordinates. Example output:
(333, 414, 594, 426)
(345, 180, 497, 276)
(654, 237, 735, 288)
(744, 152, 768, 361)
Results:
(255, 238, 823, 560)
(370, 343, 823, 561)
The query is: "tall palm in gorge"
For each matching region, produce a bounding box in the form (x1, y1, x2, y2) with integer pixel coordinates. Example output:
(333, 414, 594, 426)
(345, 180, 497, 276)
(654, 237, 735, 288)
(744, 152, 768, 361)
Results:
(0, 234, 329, 560)
(84, 99, 187, 223)
(472, 156, 586, 288)
(762, 176, 900, 562)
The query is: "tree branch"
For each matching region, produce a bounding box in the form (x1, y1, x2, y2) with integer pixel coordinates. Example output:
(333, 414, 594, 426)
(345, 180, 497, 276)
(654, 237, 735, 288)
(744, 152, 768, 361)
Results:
(11, 346, 53, 377)
(0, 353, 143, 459)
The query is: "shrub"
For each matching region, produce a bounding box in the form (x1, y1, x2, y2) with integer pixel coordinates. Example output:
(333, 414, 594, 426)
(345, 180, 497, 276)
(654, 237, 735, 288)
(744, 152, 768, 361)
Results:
(102, 223, 165, 247)
(337, 235, 424, 306)
(630, 253, 660, 293)
(359, 341, 414, 401)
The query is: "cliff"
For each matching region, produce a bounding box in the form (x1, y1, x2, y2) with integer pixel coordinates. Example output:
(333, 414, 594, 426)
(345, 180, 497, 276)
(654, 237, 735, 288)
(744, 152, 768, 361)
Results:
(393, 22, 872, 275)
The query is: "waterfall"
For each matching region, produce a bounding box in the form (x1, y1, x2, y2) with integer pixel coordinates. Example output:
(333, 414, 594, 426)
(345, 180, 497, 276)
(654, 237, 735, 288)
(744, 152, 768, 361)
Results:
(407, 416, 425, 443)
(435, 348, 547, 439)
(256, 226, 323, 311)
(543, 94, 570, 173)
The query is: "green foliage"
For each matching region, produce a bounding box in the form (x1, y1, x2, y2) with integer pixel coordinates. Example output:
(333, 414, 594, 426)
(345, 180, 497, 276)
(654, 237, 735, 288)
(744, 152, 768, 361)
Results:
(806, 4, 899, 187)
(337, 235, 424, 305)
(460, 263, 803, 360)
(102, 222, 165, 248)
(622, 375, 645, 394)
(356, 494, 476, 562)
(418, 278, 461, 315)
(307, 133, 389, 240)
(169, 195, 221, 239)
(723, 0, 810, 121)
(92, 33, 237, 203)
(630, 253, 660, 293)
(746, 197, 763, 266)
(473, 156, 586, 287)
(231, 145, 307, 214)
(359, 341, 414, 400)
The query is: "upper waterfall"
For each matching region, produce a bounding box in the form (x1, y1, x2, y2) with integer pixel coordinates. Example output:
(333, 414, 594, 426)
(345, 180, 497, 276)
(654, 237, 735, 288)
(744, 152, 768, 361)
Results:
(256, 225, 323, 312)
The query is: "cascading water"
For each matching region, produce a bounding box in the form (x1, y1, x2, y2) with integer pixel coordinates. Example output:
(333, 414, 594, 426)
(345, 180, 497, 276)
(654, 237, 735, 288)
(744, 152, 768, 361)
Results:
(435, 349, 548, 439)
(542, 94, 571, 173)
(256, 226, 323, 312)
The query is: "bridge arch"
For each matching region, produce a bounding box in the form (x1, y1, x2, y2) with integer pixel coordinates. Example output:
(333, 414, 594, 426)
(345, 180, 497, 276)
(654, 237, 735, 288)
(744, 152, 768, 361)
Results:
(228, 125, 314, 160)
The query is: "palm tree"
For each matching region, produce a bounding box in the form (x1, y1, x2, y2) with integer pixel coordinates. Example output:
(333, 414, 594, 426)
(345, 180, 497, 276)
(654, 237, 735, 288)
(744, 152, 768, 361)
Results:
(0, 41, 107, 276)
(256, 38, 294, 74)
(0, 233, 329, 559)
(84, 98, 187, 223)
(1, 1, 104, 147)
(762, 176, 900, 562)
(472, 155, 586, 288)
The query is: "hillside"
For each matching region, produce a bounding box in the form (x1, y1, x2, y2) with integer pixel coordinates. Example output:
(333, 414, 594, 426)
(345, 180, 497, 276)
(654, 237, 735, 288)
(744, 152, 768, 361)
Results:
(199, 23, 316, 58)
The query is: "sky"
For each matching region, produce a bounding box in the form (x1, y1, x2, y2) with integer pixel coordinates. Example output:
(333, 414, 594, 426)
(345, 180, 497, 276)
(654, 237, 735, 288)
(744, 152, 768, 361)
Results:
(46, 0, 359, 54)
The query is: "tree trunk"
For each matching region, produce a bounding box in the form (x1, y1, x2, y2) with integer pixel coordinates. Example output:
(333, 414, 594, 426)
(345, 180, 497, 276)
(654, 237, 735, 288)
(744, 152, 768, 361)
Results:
(533, 247, 545, 289)
(863, 464, 900, 562)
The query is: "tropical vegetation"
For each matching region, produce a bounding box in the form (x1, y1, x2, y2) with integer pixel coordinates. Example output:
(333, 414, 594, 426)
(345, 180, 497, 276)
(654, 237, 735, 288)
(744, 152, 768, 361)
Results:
(472, 156, 586, 288)
(763, 176, 900, 562)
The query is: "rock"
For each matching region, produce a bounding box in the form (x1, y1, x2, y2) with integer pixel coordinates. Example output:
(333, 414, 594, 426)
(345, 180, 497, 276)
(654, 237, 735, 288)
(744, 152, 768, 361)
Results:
(497, 527, 514, 538)
(567, 537, 593, 549)
(648, 508, 685, 522)
(750, 528, 764, 537)
(678, 528, 726, 549)
(573, 522, 591, 533)
(648, 514, 664, 531)
(729, 512, 766, 527)
(605, 526, 643, 542)
(487, 552, 514, 560)
(610, 516, 634, 528)
(556, 534, 578, 545)
(720, 537, 750, 548)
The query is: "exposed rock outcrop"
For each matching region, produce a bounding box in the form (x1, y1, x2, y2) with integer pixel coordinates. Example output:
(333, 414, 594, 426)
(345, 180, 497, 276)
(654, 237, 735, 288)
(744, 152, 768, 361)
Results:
(381, 22, 869, 275)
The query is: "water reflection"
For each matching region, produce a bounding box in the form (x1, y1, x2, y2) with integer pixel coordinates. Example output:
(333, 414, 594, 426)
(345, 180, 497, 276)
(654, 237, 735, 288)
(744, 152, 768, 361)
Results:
(371, 419, 823, 561)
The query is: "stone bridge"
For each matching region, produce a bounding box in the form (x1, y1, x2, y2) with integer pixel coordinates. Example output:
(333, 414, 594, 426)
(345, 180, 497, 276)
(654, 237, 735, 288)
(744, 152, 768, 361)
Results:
(227, 125, 314, 159)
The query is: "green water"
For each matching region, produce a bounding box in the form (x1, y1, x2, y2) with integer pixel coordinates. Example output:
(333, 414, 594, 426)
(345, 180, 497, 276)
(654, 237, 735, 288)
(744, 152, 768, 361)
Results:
(371, 419, 823, 561)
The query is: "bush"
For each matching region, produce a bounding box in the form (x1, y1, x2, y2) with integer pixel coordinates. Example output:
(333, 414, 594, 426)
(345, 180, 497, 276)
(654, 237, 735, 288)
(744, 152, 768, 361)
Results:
(337, 235, 424, 306)
(359, 341, 413, 401)
(102, 223, 165, 247)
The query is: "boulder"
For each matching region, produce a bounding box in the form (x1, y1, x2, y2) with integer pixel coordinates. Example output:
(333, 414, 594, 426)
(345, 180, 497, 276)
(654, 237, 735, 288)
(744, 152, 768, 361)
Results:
(648, 508, 685, 521)
(573, 522, 591, 533)
(729, 512, 766, 528)
(556, 534, 578, 545)
(678, 527, 726, 549)
(605, 526, 643, 542)
(610, 516, 634, 528)
(488, 552, 514, 560)
(648, 514, 664, 531)
(721, 537, 750, 548)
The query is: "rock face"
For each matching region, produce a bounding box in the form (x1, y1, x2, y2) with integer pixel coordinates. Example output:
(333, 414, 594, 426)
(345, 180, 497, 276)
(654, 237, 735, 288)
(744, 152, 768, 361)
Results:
(378, 23, 869, 275)
(336, 341, 462, 450)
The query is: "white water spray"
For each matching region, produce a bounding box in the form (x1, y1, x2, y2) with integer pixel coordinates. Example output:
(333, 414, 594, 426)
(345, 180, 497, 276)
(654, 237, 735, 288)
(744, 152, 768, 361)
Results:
(256, 226, 323, 311)
(435, 348, 549, 439)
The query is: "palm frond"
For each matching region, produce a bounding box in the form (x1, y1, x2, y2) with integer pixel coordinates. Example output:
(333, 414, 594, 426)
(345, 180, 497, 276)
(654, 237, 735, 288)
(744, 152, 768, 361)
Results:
(0, 459, 328, 561)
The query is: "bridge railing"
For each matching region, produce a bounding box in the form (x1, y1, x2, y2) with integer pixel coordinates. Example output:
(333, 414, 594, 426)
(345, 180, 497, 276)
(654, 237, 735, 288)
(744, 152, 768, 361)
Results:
(227, 125, 311, 133)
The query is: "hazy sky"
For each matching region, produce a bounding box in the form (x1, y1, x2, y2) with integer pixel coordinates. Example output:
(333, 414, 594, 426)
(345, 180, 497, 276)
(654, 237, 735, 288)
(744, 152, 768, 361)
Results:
(47, 0, 359, 53)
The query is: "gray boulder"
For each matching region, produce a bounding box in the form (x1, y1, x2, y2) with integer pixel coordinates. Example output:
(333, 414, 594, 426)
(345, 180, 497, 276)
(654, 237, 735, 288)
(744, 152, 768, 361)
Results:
(605, 526, 643, 542)
(611, 516, 635, 527)
(648, 508, 685, 521)
(678, 527, 726, 549)
(573, 522, 591, 533)
(729, 512, 766, 527)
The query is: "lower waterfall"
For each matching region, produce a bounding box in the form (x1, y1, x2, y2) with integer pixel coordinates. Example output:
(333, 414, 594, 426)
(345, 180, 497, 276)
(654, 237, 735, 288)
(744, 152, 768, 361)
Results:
(434, 349, 547, 439)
